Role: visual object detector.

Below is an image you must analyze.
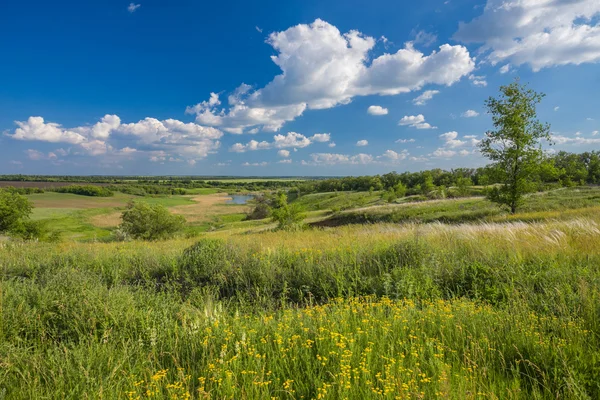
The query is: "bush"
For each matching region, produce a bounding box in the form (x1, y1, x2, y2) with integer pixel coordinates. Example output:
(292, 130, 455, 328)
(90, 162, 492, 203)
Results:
(245, 195, 272, 220)
(0, 189, 33, 233)
(271, 193, 304, 230)
(118, 201, 186, 241)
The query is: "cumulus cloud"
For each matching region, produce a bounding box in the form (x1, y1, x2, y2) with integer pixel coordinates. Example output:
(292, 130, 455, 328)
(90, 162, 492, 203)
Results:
(367, 105, 389, 115)
(229, 132, 312, 152)
(439, 131, 466, 148)
(187, 19, 474, 133)
(499, 64, 511, 74)
(278, 159, 292, 164)
(412, 90, 440, 105)
(455, 0, 600, 71)
(7, 115, 223, 163)
(310, 133, 331, 142)
(277, 149, 290, 158)
(242, 161, 269, 167)
(356, 139, 369, 146)
(395, 138, 416, 143)
(431, 148, 457, 158)
(127, 3, 141, 13)
(462, 109, 479, 118)
(11, 117, 86, 144)
(398, 114, 437, 129)
(380, 149, 409, 161)
(552, 134, 600, 145)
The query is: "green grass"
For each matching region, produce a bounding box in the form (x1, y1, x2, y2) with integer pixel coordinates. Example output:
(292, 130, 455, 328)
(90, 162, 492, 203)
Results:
(293, 191, 385, 211)
(1, 216, 600, 398)
(2, 187, 600, 398)
(316, 186, 600, 226)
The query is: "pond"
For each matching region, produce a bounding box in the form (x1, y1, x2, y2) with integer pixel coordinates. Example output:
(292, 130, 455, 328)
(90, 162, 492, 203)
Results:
(225, 194, 254, 205)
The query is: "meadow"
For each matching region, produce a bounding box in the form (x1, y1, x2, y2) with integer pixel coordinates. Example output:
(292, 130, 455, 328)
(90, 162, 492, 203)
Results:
(1, 181, 600, 399)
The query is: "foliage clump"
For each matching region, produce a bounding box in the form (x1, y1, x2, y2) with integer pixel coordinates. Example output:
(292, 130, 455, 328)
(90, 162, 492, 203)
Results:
(271, 193, 304, 230)
(118, 201, 185, 241)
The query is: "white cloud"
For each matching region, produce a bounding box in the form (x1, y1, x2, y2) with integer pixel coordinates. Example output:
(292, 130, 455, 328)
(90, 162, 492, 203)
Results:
(431, 148, 457, 158)
(229, 140, 270, 153)
(459, 149, 471, 156)
(593, 131, 599, 136)
(587, 117, 595, 121)
(367, 105, 389, 115)
(242, 161, 269, 167)
(273, 132, 311, 148)
(229, 132, 312, 152)
(395, 138, 415, 143)
(413, 30, 437, 46)
(310, 133, 331, 142)
(410, 156, 429, 162)
(11, 117, 86, 144)
(462, 109, 479, 118)
(439, 131, 466, 148)
(304, 153, 374, 165)
(468, 74, 487, 87)
(8, 115, 223, 162)
(380, 149, 409, 161)
(554, 106, 560, 111)
(255, 26, 263, 33)
(187, 19, 474, 133)
(277, 149, 290, 158)
(499, 64, 511, 74)
(25, 149, 48, 160)
(278, 159, 292, 164)
(356, 139, 369, 147)
(412, 90, 440, 106)
(455, 0, 600, 71)
(552, 134, 600, 145)
(328, 142, 336, 148)
(127, 3, 141, 13)
(398, 114, 437, 129)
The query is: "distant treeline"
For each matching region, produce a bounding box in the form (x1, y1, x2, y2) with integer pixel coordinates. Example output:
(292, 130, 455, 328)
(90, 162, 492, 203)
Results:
(295, 151, 600, 195)
(53, 185, 114, 197)
(2, 151, 599, 195)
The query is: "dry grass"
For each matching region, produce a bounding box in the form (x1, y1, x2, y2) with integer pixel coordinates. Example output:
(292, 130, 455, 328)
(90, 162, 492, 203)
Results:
(170, 193, 250, 223)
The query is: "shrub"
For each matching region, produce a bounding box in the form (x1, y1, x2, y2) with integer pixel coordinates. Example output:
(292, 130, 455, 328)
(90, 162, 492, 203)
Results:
(0, 189, 33, 233)
(118, 201, 185, 241)
(271, 193, 304, 230)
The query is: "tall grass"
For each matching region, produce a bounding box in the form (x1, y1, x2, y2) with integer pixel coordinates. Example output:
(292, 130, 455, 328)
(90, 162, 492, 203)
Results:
(1, 217, 600, 398)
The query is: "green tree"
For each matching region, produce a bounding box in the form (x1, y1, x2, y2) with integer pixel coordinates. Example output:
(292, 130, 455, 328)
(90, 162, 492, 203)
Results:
(271, 193, 304, 230)
(421, 173, 435, 196)
(479, 79, 551, 213)
(456, 177, 473, 197)
(119, 201, 185, 241)
(394, 182, 407, 198)
(0, 189, 33, 233)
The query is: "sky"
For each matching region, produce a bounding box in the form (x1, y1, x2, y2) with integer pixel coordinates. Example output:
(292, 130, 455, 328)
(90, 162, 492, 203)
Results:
(1, 0, 600, 176)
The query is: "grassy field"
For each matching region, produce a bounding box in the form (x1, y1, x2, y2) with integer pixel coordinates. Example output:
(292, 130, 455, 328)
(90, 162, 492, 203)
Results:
(1, 186, 600, 398)
(24, 191, 250, 241)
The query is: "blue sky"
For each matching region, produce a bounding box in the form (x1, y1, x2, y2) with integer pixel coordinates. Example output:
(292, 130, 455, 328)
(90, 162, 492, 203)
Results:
(1, 0, 599, 176)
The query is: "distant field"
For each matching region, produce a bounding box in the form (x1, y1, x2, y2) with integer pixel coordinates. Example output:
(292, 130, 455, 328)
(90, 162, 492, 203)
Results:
(24, 191, 252, 240)
(0, 181, 108, 188)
